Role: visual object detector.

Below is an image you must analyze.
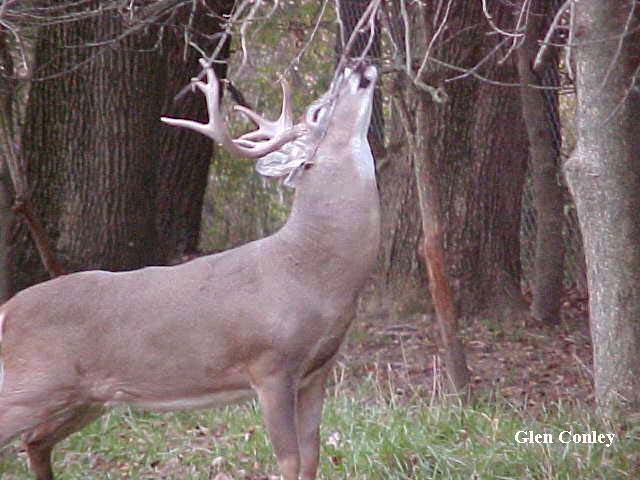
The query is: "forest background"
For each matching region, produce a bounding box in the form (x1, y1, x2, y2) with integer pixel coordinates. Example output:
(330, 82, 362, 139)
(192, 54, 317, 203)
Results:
(1, 0, 640, 478)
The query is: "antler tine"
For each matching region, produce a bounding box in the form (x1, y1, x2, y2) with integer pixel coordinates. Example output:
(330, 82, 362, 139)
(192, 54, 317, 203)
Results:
(234, 79, 293, 142)
(161, 59, 301, 159)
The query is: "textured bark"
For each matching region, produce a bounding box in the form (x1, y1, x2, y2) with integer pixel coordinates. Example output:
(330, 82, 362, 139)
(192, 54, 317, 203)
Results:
(12, 11, 165, 291)
(156, 0, 234, 262)
(564, 0, 640, 416)
(516, 1, 565, 324)
(379, 1, 529, 319)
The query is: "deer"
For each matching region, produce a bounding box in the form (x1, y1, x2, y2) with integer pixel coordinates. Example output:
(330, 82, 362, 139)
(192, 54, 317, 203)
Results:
(0, 59, 380, 480)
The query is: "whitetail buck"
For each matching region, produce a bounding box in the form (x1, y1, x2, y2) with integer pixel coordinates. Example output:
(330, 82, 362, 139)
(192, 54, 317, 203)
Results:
(0, 60, 380, 480)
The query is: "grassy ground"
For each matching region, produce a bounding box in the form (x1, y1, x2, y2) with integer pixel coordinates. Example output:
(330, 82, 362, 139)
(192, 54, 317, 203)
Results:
(1, 377, 639, 479)
(2, 298, 637, 479)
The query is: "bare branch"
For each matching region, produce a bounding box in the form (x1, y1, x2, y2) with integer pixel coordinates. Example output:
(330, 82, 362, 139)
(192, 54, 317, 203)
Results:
(279, 0, 328, 81)
(236, 0, 263, 78)
(565, 0, 576, 79)
(446, 36, 510, 82)
(481, 0, 525, 38)
(173, 0, 257, 102)
(335, 0, 382, 75)
(382, 0, 446, 103)
(416, 0, 454, 80)
(533, 0, 572, 71)
(334, 0, 346, 51)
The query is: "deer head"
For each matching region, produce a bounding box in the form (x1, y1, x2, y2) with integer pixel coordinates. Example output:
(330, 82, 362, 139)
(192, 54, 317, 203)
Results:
(162, 59, 378, 187)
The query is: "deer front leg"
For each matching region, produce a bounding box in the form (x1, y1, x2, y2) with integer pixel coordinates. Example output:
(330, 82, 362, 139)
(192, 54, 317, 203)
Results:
(254, 373, 300, 480)
(297, 369, 329, 480)
(23, 405, 104, 480)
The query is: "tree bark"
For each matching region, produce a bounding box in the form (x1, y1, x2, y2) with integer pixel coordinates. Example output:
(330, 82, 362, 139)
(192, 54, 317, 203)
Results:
(564, 0, 640, 416)
(377, 116, 426, 312)
(516, 1, 565, 324)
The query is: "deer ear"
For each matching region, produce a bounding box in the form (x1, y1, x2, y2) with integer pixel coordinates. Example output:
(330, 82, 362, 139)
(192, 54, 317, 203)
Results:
(255, 138, 309, 185)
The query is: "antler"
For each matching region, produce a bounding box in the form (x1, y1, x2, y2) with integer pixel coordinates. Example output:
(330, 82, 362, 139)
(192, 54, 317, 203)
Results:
(234, 79, 294, 144)
(161, 59, 303, 159)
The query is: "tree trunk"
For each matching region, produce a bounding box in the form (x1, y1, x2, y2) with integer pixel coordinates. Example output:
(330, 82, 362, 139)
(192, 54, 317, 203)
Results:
(564, 0, 640, 416)
(379, 1, 529, 320)
(12, 11, 165, 291)
(156, 0, 234, 263)
(516, 1, 565, 324)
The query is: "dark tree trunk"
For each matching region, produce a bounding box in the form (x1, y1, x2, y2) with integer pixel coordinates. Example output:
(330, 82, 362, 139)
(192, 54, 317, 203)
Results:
(12, 12, 165, 291)
(564, 0, 640, 416)
(156, 0, 234, 263)
(516, 1, 565, 324)
(380, 1, 529, 320)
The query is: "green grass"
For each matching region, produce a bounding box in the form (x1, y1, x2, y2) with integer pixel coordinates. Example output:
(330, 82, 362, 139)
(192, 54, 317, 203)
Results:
(1, 382, 639, 479)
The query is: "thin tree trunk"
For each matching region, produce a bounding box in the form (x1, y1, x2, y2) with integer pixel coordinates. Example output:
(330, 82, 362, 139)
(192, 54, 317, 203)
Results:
(564, 0, 640, 416)
(391, 86, 470, 394)
(414, 97, 470, 394)
(516, 1, 565, 324)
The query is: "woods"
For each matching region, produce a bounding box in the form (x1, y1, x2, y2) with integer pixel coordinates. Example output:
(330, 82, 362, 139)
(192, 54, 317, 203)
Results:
(1, 0, 640, 478)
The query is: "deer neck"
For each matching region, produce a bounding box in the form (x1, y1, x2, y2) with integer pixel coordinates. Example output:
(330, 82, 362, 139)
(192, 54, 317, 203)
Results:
(275, 140, 380, 287)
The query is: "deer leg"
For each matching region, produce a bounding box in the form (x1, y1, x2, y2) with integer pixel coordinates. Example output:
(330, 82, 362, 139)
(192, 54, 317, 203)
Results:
(22, 405, 104, 480)
(254, 374, 300, 480)
(0, 399, 58, 448)
(296, 370, 328, 480)
(0, 381, 77, 449)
